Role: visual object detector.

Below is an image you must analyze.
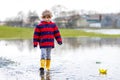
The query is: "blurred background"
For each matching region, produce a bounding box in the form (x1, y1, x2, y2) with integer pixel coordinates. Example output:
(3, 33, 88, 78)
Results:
(0, 0, 120, 28)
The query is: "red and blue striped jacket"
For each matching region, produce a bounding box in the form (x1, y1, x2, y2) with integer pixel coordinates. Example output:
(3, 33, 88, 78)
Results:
(33, 21, 62, 48)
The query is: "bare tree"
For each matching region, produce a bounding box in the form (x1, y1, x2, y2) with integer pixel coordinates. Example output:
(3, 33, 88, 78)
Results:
(51, 5, 67, 17)
(15, 11, 24, 27)
(27, 10, 39, 27)
(5, 11, 24, 27)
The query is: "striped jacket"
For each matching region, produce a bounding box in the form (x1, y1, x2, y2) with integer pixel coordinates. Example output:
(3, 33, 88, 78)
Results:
(33, 21, 62, 48)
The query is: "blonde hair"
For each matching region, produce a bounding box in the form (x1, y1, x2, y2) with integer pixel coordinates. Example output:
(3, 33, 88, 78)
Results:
(42, 10, 52, 17)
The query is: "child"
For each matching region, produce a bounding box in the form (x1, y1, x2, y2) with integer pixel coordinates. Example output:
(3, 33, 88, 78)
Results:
(33, 10, 62, 75)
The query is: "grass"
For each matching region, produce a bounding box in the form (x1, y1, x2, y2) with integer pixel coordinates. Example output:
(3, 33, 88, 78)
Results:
(0, 25, 120, 39)
(60, 29, 120, 38)
(0, 26, 33, 39)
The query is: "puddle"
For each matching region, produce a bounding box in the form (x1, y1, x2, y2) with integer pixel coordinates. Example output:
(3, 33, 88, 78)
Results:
(0, 37, 120, 80)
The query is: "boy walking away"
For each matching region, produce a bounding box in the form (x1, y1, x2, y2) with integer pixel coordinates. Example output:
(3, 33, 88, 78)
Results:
(33, 10, 62, 75)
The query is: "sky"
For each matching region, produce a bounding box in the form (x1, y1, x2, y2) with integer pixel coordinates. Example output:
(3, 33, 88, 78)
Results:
(0, 0, 120, 21)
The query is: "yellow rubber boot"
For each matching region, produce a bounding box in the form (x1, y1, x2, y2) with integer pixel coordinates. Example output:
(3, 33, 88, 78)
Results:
(40, 59, 45, 68)
(46, 59, 51, 70)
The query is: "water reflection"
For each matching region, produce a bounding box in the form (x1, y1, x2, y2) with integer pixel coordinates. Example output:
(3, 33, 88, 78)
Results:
(0, 39, 33, 51)
(0, 37, 120, 80)
(63, 37, 120, 49)
(40, 71, 51, 80)
(0, 37, 120, 51)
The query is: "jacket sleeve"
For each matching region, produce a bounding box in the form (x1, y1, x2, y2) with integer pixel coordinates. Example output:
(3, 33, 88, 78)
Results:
(54, 24, 62, 45)
(33, 25, 40, 47)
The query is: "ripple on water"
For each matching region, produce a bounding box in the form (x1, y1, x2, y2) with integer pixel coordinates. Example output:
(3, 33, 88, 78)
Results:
(0, 57, 15, 68)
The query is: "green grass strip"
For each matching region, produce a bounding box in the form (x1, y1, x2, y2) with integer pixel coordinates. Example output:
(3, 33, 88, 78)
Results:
(60, 29, 120, 38)
(0, 26, 33, 39)
(0, 25, 120, 39)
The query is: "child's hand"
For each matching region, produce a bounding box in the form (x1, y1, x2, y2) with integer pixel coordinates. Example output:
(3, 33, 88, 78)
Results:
(58, 42, 62, 45)
(34, 45, 37, 48)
